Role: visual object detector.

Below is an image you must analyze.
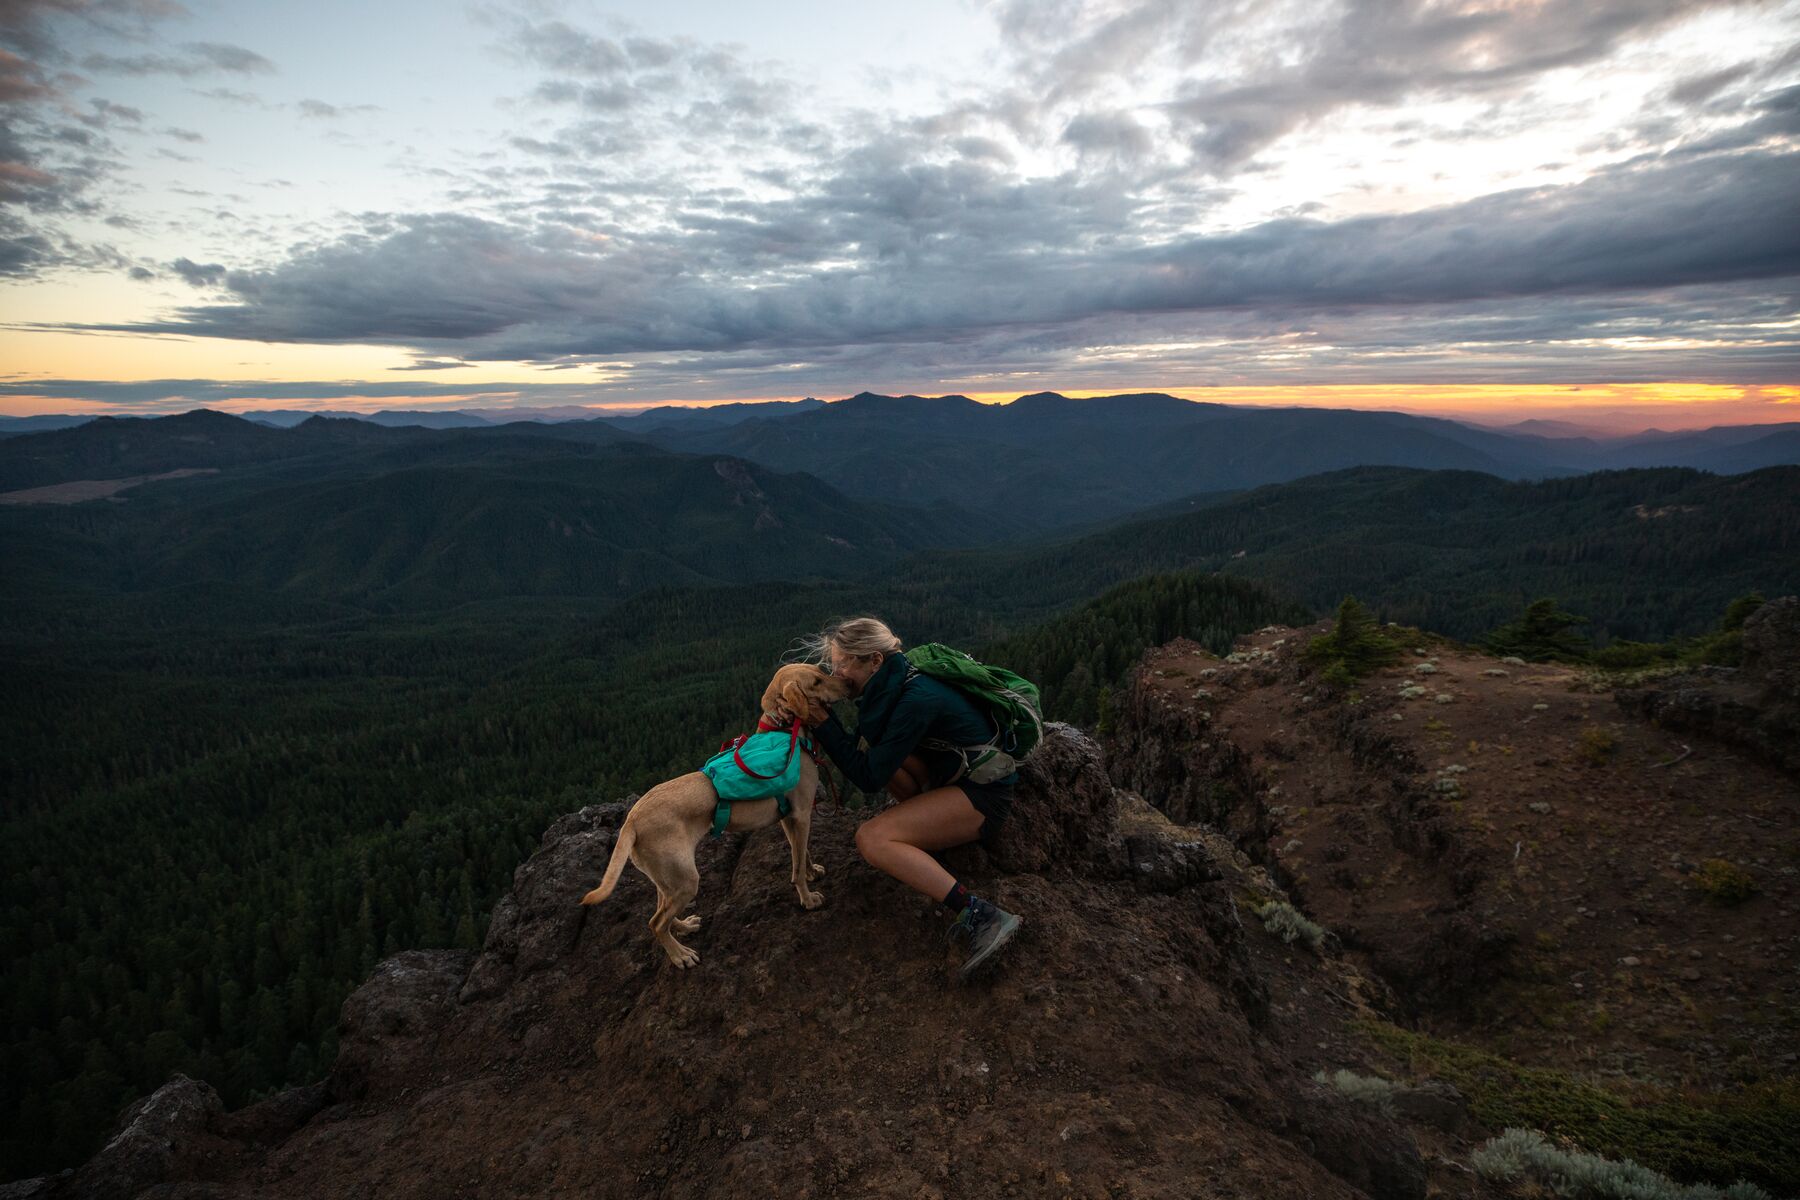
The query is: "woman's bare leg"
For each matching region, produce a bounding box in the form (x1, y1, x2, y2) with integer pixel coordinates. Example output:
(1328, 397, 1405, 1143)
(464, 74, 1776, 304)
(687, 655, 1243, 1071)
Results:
(854, 785, 985, 900)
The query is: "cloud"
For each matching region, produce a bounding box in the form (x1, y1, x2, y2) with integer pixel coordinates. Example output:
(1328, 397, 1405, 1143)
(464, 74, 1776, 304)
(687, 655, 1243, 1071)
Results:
(188, 85, 264, 106)
(168, 255, 224, 285)
(38, 136, 1797, 374)
(7, 0, 1800, 398)
(1665, 59, 1760, 106)
(78, 39, 274, 77)
(990, 0, 1785, 170)
(0, 0, 206, 276)
(296, 97, 379, 118)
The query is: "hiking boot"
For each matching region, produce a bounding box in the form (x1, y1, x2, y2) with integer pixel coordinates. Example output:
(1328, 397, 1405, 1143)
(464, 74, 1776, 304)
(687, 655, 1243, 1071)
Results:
(945, 896, 1022, 979)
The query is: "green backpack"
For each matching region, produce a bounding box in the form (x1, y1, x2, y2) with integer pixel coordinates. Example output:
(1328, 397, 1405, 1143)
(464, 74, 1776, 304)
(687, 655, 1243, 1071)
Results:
(903, 643, 1046, 784)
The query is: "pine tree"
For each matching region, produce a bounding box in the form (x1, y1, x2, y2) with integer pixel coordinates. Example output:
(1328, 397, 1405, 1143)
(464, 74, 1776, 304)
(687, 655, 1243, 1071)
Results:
(1304, 595, 1402, 685)
(1479, 597, 1592, 662)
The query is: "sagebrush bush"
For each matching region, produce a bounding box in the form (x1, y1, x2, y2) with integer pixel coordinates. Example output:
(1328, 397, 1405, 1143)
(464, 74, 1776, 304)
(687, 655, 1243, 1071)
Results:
(1472, 1127, 1773, 1200)
(1577, 725, 1619, 765)
(1258, 900, 1326, 950)
(1359, 1022, 1799, 1193)
(1314, 1068, 1398, 1115)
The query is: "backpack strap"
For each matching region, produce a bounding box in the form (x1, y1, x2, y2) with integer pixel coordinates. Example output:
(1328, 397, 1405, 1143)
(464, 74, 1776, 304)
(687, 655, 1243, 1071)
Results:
(908, 667, 1007, 781)
(711, 719, 806, 837)
(710, 792, 794, 838)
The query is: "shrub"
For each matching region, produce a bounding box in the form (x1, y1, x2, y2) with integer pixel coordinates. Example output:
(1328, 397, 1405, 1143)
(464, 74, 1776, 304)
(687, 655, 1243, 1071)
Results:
(1592, 639, 1681, 670)
(1358, 1021, 1800, 1194)
(1577, 725, 1619, 765)
(1258, 900, 1326, 950)
(1686, 592, 1766, 669)
(1472, 1127, 1773, 1199)
(1314, 1068, 1398, 1115)
(1692, 859, 1757, 906)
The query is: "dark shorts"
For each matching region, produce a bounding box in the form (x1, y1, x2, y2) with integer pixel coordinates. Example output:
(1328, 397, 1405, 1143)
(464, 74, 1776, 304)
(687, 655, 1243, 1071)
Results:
(953, 776, 1015, 850)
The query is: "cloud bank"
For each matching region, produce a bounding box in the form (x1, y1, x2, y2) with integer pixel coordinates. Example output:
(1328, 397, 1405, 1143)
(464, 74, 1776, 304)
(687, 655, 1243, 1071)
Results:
(2, 0, 1798, 402)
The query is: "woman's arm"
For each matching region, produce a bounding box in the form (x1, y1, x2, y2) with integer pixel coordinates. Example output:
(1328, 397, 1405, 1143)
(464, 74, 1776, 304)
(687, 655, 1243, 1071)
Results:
(813, 691, 935, 794)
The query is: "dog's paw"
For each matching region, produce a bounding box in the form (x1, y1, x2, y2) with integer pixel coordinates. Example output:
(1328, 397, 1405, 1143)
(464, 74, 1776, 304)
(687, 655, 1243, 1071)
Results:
(666, 944, 701, 969)
(807, 862, 826, 881)
(798, 889, 825, 910)
(674, 914, 703, 933)
(579, 888, 604, 905)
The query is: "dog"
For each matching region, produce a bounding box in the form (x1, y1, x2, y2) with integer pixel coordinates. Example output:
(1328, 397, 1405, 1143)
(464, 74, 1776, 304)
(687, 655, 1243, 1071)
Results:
(578, 662, 852, 967)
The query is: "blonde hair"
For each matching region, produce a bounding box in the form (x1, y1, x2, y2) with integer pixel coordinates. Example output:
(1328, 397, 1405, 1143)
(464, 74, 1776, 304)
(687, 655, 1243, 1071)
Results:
(785, 614, 903, 671)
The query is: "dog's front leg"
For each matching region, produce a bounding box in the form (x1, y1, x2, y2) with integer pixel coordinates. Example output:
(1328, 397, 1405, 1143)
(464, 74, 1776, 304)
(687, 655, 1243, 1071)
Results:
(778, 817, 826, 884)
(780, 805, 824, 909)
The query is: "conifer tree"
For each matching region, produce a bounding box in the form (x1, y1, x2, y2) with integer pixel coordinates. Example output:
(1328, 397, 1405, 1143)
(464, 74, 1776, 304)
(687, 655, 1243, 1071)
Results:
(1479, 597, 1592, 662)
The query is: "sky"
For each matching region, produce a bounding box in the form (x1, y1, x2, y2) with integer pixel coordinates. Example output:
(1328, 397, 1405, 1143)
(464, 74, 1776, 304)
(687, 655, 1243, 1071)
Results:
(1, 0, 1798, 433)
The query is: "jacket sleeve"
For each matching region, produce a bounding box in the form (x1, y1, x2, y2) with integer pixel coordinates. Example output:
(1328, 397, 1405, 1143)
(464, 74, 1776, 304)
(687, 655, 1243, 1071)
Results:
(813, 690, 936, 794)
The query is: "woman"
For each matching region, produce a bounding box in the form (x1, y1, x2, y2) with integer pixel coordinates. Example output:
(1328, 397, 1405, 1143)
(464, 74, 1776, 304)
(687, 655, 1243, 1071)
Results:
(788, 615, 1023, 978)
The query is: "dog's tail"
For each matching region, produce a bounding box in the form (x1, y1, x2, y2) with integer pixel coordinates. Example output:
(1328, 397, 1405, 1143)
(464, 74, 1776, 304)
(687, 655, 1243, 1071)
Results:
(580, 823, 635, 906)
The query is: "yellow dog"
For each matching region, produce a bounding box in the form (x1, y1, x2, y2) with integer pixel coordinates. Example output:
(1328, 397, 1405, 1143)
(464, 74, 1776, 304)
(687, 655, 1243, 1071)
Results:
(579, 663, 851, 967)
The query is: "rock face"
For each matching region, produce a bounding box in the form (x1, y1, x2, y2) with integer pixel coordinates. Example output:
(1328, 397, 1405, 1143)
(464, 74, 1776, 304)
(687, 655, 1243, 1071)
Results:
(1103, 633, 1512, 1013)
(21, 726, 1453, 1200)
(988, 719, 1120, 873)
(1613, 594, 1800, 778)
(333, 949, 475, 1102)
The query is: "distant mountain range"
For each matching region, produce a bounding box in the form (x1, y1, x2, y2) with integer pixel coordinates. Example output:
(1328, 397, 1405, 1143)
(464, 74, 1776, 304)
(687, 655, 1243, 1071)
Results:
(2, 395, 1796, 623)
(9, 393, 1794, 527)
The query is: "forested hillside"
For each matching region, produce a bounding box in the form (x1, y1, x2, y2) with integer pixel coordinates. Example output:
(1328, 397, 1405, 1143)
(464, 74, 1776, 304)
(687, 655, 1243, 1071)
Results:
(0, 438, 995, 612)
(891, 464, 1800, 642)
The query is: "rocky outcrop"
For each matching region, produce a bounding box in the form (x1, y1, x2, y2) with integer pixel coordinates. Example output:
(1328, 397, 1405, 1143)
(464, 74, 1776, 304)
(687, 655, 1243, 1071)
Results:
(1101, 620, 1800, 1095)
(332, 949, 475, 1102)
(18, 726, 1459, 1200)
(1102, 631, 1513, 1013)
(987, 719, 1120, 873)
(1613, 595, 1800, 777)
(5, 1072, 328, 1200)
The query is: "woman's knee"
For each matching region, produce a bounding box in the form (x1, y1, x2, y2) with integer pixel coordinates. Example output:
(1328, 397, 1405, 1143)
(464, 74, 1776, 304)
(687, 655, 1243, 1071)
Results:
(886, 769, 919, 800)
(854, 817, 886, 862)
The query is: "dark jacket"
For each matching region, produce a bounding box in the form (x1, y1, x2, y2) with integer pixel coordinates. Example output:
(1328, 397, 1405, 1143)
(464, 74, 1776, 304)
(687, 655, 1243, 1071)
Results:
(812, 649, 1019, 792)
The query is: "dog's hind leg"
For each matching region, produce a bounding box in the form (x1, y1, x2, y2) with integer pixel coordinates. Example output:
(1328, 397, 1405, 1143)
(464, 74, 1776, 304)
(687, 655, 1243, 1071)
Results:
(647, 852, 701, 968)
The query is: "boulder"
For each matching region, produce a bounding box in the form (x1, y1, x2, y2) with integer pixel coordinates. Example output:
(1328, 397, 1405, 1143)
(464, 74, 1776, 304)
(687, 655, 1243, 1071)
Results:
(331, 948, 474, 1102)
(62, 1075, 231, 1200)
(989, 722, 1122, 873)
(459, 801, 631, 1003)
(1743, 594, 1800, 705)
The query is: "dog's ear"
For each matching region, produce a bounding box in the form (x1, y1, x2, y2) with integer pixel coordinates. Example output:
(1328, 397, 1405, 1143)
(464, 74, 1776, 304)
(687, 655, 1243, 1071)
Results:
(779, 677, 810, 724)
(761, 675, 788, 720)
